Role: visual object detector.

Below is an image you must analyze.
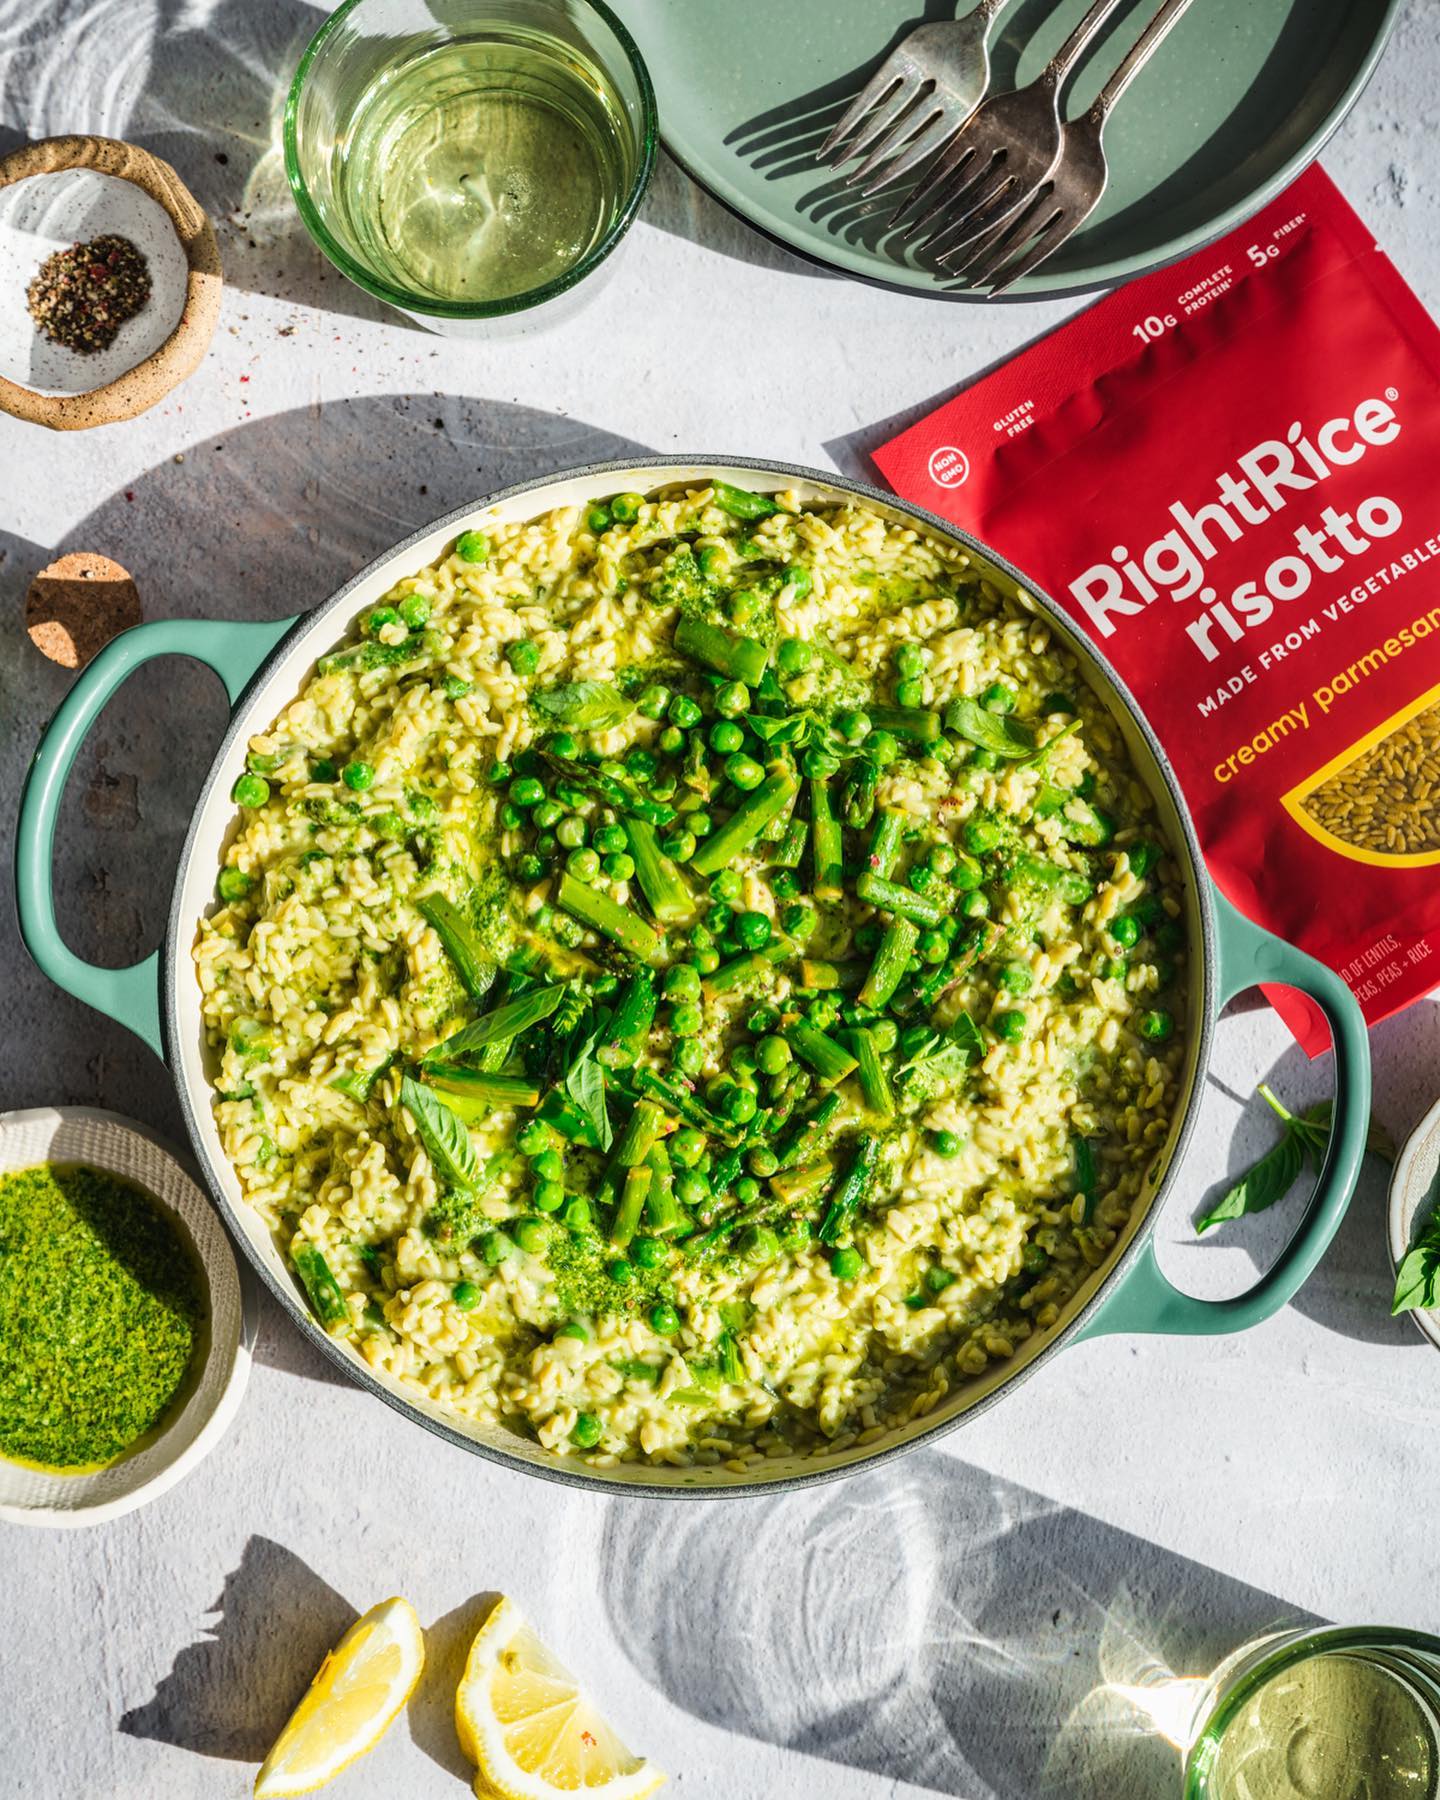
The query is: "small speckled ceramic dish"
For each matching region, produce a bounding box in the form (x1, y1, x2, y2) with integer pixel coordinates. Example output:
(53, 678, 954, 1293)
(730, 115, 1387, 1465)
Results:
(0, 1107, 253, 1530)
(0, 136, 222, 430)
(1387, 1097, 1440, 1352)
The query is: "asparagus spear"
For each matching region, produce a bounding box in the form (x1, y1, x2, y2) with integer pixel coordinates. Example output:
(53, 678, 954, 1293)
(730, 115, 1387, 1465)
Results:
(292, 1244, 350, 1333)
(556, 873, 662, 961)
(610, 1164, 651, 1249)
(422, 1066, 542, 1108)
(859, 918, 919, 1009)
(810, 776, 844, 900)
(416, 894, 498, 1003)
(775, 1092, 841, 1170)
(818, 1138, 881, 1246)
(767, 1159, 835, 1205)
(784, 1020, 858, 1086)
(711, 479, 780, 521)
(624, 817, 695, 924)
(774, 814, 808, 869)
(596, 970, 657, 1068)
(847, 1028, 895, 1118)
(868, 705, 941, 744)
(856, 871, 946, 928)
(867, 809, 906, 879)
(674, 616, 770, 686)
(691, 768, 799, 876)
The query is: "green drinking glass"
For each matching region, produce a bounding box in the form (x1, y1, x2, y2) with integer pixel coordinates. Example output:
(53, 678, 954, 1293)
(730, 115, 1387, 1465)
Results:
(284, 0, 656, 334)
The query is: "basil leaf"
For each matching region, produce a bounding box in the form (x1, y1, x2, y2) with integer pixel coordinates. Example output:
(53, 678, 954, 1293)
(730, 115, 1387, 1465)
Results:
(428, 983, 566, 1062)
(896, 1012, 985, 1091)
(1196, 1128, 1307, 1233)
(561, 1018, 613, 1152)
(1393, 1241, 1440, 1315)
(532, 681, 633, 730)
(944, 697, 1039, 758)
(400, 1073, 481, 1190)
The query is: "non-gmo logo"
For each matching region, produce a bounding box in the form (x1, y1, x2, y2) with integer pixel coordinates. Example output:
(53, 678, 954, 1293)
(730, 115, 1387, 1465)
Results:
(928, 445, 970, 488)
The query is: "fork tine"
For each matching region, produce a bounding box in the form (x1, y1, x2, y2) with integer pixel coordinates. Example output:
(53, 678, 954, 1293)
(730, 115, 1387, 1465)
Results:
(817, 63, 907, 164)
(912, 162, 1017, 258)
(945, 190, 1056, 282)
(846, 93, 943, 190)
(984, 208, 1075, 294)
(822, 70, 923, 168)
(935, 177, 1051, 269)
(858, 108, 959, 196)
(891, 126, 979, 231)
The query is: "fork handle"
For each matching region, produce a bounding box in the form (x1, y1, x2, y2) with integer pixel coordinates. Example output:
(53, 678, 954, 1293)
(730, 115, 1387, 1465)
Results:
(1090, 0, 1198, 119)
(1046, 0, 1132, 88)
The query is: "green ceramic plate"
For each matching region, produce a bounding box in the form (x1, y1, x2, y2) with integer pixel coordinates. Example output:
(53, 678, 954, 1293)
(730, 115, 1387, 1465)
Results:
(620, 0, 1401, 299)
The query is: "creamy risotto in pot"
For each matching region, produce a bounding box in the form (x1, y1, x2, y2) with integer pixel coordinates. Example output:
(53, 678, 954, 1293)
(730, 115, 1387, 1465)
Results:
(194, 481, 1187, 1471)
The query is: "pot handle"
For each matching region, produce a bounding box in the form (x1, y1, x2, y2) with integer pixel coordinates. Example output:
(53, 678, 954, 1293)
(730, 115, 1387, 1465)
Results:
(15, 616, 299, 1063)
(1077, 887, 1371, 1339)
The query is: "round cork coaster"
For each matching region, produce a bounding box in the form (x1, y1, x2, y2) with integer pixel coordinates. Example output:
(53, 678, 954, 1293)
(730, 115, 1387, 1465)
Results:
(26, 551, 142, 669)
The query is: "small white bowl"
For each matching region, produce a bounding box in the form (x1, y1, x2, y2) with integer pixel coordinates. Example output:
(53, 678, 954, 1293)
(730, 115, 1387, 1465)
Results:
(1388, 1095, 1440, 1352)
(0, 1107, 253, 1528)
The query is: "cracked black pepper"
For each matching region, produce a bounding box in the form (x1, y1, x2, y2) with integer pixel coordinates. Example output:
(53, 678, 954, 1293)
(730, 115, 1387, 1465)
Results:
(26, 233, 152, 354)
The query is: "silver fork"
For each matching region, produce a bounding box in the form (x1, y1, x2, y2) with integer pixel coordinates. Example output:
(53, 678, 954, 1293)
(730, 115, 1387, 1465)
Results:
(816, 0, 1010, 197)
(944, 0, 1199, 290)
(894, 0, 1129, 261)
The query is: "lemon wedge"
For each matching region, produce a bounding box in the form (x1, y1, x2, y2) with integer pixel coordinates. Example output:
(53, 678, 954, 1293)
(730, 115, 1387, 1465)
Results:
(455, 1597, 665, 1799)
(254, 1595, 425, 1798)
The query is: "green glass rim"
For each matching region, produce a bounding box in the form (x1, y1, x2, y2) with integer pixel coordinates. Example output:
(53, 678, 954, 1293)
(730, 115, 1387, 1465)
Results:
(1184, 1624, 1440, 1796)
(281, 0, 659, 319)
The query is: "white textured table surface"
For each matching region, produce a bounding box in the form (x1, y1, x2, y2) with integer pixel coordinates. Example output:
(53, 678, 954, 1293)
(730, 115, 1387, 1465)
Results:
(2, 4, 1439, 1796)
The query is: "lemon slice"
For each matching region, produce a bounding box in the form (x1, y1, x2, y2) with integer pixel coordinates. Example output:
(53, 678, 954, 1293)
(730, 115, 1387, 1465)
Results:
(456, 1597, 665, 1799)
(254, 1596, 425, 1798)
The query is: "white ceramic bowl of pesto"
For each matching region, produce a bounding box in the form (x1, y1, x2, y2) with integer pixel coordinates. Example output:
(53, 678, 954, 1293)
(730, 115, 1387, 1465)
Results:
(0, 1107, 253, 1529)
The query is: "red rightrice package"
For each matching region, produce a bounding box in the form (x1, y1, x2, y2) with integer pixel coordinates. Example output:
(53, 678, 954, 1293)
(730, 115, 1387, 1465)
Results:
(875, 165, 1440, 1054)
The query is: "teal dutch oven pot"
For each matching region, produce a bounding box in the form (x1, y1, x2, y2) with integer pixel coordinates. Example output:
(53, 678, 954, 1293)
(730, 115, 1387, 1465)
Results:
(14, 459, 1372, 1495)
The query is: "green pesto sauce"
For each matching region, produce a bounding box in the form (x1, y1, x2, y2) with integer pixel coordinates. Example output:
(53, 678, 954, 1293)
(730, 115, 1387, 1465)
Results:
(0, 1163, 206, 1471)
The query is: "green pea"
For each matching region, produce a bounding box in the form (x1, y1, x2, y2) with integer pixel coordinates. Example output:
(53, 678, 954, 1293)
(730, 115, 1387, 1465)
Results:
(506, 641, 540, 676)
(896, 677, 926, 709)
(608, 1257, 633, 1285)
(688, 951, 720, 981)
(610, 492, 643, 523)
(686, 810, 713, 837)
(918, 930, 947, 964)
(555, 1322, 588, 1342)
(442, 677, 471, 702)
(756, 1035, 791, 1076)
(232, 772, 270, 808)
(500, 803, 524, 830)
(729, 589, 763, 627)
(949, 850, 985, 892)
(715, 682, 750, 719)
(802, 746, 839, 779)
(670, 1003, 703, 1038)
(670, 1128, 706, 1169)
(909, 865, 936, 894)
(769, 870, 799, 901)
(992, 1009, 1026, 1042)
(561, 1196, 592, 1230)
(555, 817, 586, 850)
(366, 605, 400, 637)
(734, 1176, 760, 1204)
(894, 642, 926, 679)
(534, 1183, 567, 1215)
(662, 827, 697, 861)
(452, 1280, 481, 1310)
(626, 747, 658, 780)
(514, 1219, 548, 1253)
(533, 799, 564, 829)
(710, 869, 744, 904)
(454, 530, 489, 563)
(830, 1247, 864, 1281)
(781, 564, 812, 597)
(736, 1224, 781, 1264)
(869, 1018, 899, 1052)
(488, 761, 513, 785)
(571, 1412, 603, 1448)
(777, 639, 813, 677)
(722, 1085, 758, 1125)
(593, 823, 628, 855)
(342, 761, 374, 793)
(746, 1145, 780, 1179)
(480, 1230, 514, 1265)
(970, 747, 999, 771)
(961, 891, 991, 919)
(736, 911, 772, 950)
(726, 754, 764, 791)
(1139, 1008, 1174, 1041)
(663, 964, 701, 1002)
(672, 1039, 705, 1077)
(518, 1121, 552, 1156)
(925, 1266, 958, 1294)
(962, 817, 1002, 854)
(1111, 914, 1141, 949)
(930, 1129, 962, 1156)
(706, 903, 734, 936)
(867, 731, 899, 768)
(982, 681, 1016, 713)
(217, 866, 254, 903)
(396, 593, 431, 629)
(515, 854, 545, 884)
(998, 961, 1034, 994)
(602, 851, 635, 881)
(704, 722, 740, 757)
(697, 543, 729, 578)
(649, 1301, 681, 1335)
(782, 903, 816, 940)
(509, 777, 544, 808)
(669, 693, 703, 728)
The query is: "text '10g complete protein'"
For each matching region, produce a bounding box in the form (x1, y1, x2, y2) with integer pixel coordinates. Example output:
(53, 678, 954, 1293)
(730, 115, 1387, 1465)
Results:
(878, 167, 1440, 1052)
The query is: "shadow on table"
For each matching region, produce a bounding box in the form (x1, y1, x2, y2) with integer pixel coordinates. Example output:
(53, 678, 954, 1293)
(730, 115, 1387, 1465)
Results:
(0, 391, 651, 1129)
(603, 1452, 1316, 1798)
(119, 1535, 357, 1761)
(409, 1591, 503, 1782)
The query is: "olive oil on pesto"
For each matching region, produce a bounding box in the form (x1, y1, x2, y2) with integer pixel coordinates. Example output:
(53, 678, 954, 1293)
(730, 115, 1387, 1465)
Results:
(0, 1163, 205, 1471)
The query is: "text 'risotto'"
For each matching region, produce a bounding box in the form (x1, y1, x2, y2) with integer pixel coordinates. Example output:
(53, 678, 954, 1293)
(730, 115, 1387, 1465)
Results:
(195, 481, 1187, 1471)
